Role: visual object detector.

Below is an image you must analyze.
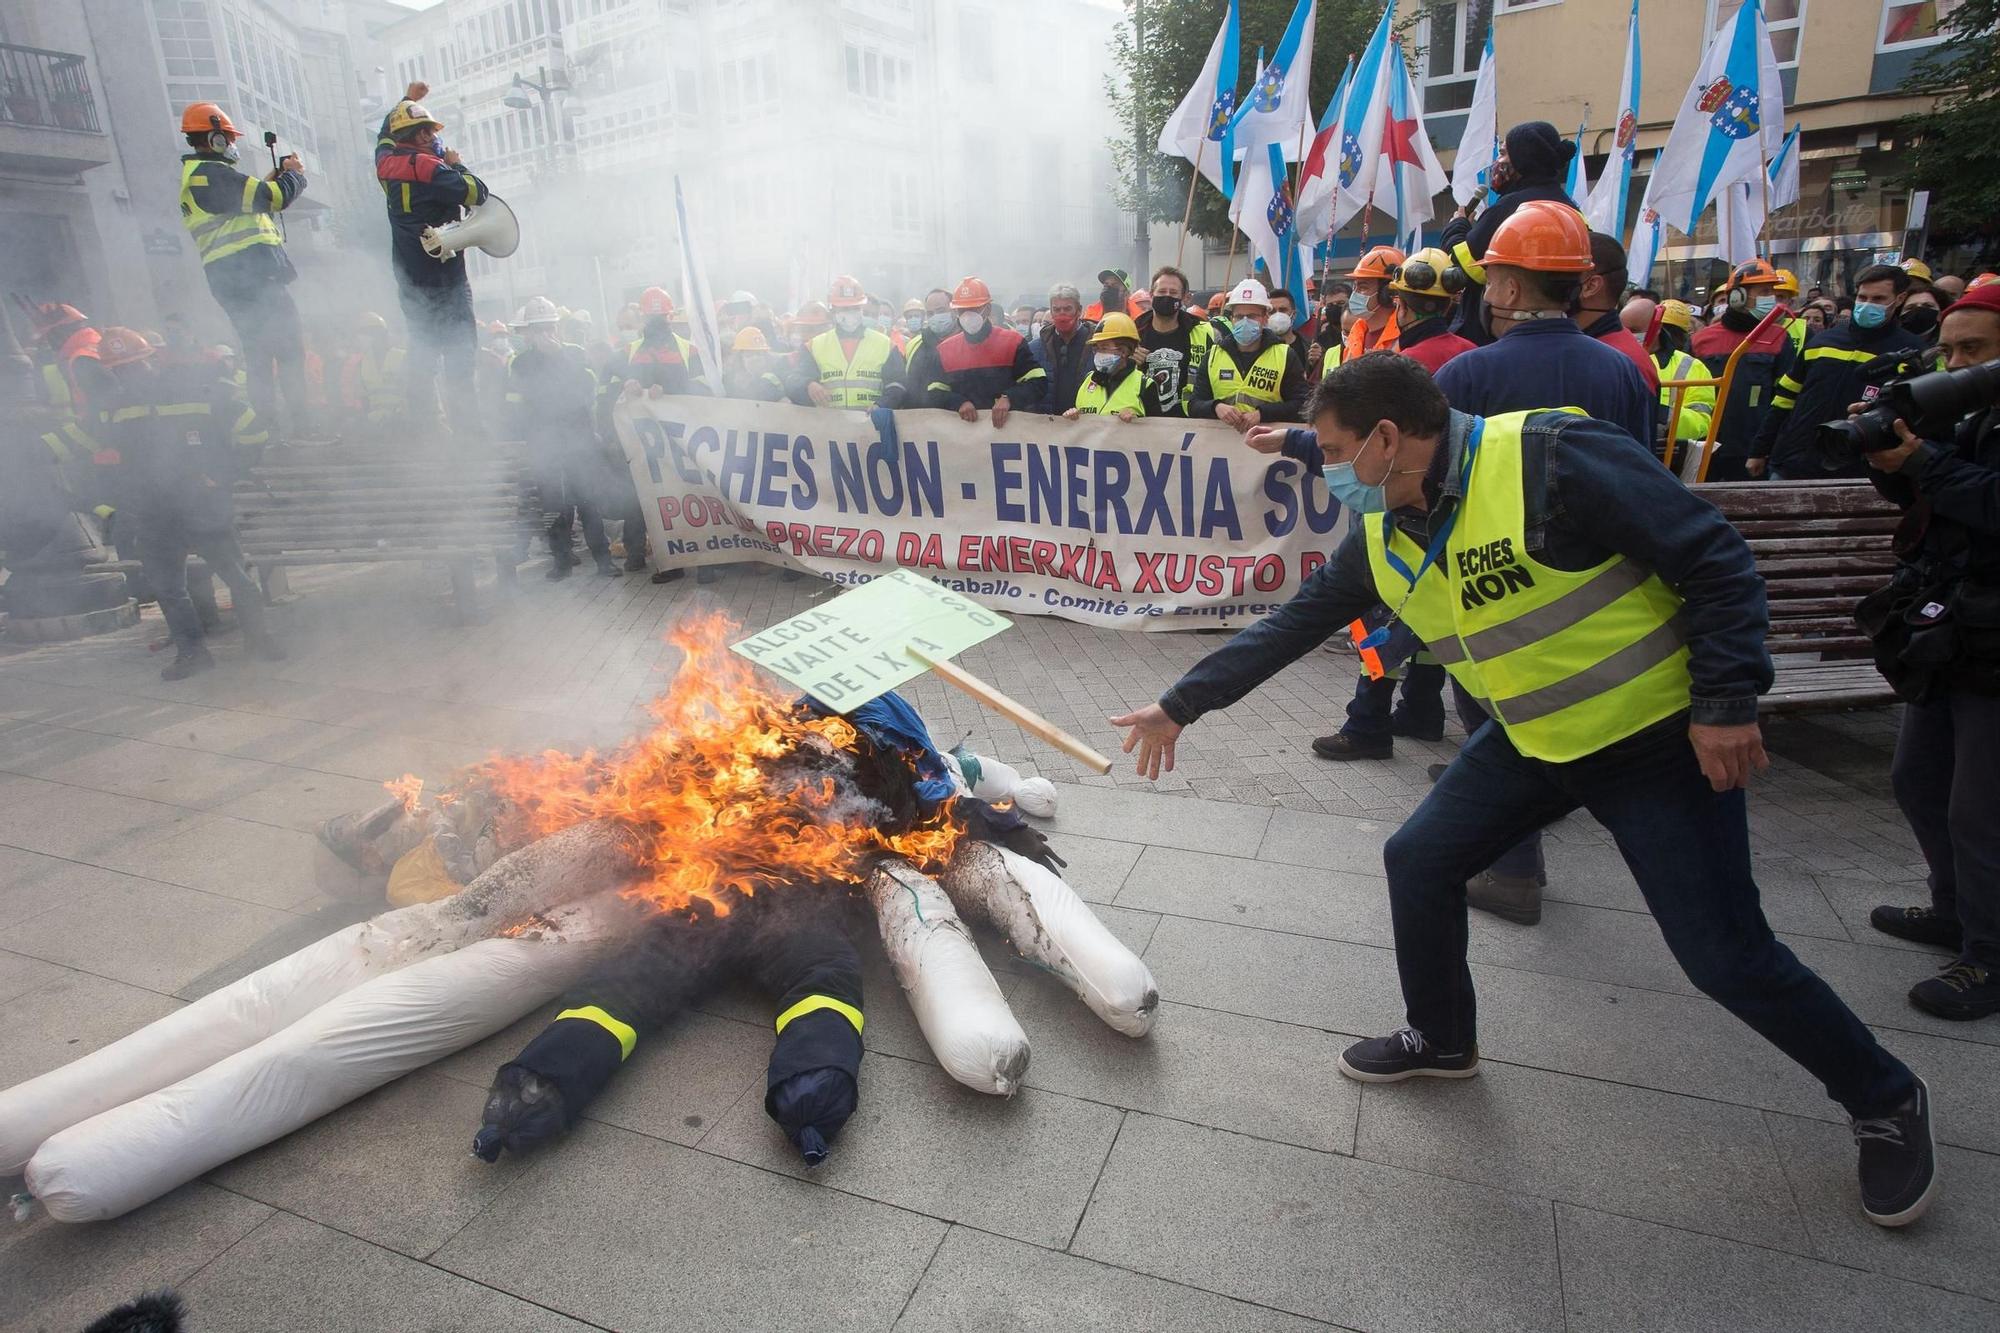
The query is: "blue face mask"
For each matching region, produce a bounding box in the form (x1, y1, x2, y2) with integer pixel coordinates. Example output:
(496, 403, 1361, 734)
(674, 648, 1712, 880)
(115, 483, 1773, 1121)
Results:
(1752, 296, 1777, 317)
(1092, 351, 1123, 374)
(1230, 317, 1263, 346)
(925, 312, 955, 337)
(1322, 430, 1389, 513)
(1347, 291, 1373, 317)
(1852, 301, 1890, 330)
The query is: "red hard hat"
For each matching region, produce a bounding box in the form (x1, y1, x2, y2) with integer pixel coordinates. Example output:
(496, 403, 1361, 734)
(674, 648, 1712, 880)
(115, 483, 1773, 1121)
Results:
(1347, 245, 1407, 281)
(1481, 200, 1594, 274)
(639, 286, 675, 318)
(180, 101, 239, 137)
(1724, 258, 1780, 292)
(97, 326, 156, 368)
(950, 276, 992, 310)
(828, 274, 867, 309)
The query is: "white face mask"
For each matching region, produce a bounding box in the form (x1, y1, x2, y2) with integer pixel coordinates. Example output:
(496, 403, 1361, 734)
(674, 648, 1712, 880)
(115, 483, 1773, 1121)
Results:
(957, 311, 986, 335)
(1267, 311, 1294, 336)
(833, 310, 864, 335)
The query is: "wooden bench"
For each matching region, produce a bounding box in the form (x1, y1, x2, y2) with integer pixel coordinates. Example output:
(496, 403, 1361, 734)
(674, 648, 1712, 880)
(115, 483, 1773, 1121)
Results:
(1692, 480, 1901, 714)
(93, 445, 541, 622)
(234, 445, 540, 618)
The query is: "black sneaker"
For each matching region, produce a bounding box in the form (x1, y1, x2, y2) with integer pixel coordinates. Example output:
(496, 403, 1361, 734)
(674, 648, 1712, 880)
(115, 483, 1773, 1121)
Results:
(1311, 733, 1392, 762)
(1852, 1076, 1937, 1228)
(1389, 714, 1446, 742)
(650, 569, 684, 584)
(1337, 1028, 1479, 1083)
(160, 645, 216, 682)
(1426, 762, 1450, 783)
(1870, 905, 1963, 951)
(1909, 960, 2000, 1021)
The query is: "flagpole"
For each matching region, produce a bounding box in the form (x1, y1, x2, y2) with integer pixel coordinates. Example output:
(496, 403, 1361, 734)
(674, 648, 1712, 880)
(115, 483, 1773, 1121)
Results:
(1222, 225, 1242, 288)
(1177, 137, 1205, 271)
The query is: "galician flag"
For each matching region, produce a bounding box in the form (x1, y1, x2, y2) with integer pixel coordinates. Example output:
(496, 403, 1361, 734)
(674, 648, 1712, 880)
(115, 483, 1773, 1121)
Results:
(1230, 140, 1307, 301)
(1646, 0, 1785, 235)
(1584, 1, 1644, 235)
(1564, 114, 1592, 215)
(1450, 21, 1498, 207)
(1295, 53, 1355, 250)
(1715, 122, 1804, 265)
(1768, 121, 1801, 210)
(1331, 2, 1397, 231)
(1157, 0, 1241, 198)
(1229, 0, 1315, 155)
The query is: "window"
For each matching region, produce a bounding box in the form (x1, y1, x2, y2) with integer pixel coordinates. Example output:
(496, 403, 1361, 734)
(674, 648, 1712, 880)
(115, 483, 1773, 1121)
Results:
(1496, 0, 1561, 10)
(1708, 0, 1805, 69)
(720, 53, 779, 124)
(885, 170, 921, 235)
(505, 5, 518, 45)
(844, 42, 912, 111)
(1880, 1, 1961, 49)
(1419, 1, 1489, 116)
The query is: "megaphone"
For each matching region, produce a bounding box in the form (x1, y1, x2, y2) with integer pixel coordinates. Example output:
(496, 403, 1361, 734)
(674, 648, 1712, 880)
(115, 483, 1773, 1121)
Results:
(420, 194, 519, 262)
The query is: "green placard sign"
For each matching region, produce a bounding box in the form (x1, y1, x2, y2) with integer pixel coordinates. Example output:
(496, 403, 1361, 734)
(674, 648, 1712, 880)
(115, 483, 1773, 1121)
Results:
(731, 570, 1011, 709)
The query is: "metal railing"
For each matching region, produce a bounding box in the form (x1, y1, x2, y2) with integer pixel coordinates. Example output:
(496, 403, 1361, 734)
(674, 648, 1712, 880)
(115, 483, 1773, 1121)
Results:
(0, 43, 101, 134)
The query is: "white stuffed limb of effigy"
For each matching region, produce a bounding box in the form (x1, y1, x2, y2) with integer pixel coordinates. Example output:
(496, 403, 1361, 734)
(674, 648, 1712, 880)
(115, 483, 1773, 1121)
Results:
(0, 819, 633, 1173)
(942, 750, 1059, 819)
(863, 856, 1030, 1096)
(941, 840, 1160, 1037)
(22, 893, 634, 1223)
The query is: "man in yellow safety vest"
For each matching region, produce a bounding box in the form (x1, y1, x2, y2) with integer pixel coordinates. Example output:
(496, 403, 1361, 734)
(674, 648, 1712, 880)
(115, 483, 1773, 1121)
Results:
(790, 275, 894, 409)
(1112, 350, 1937, 1232)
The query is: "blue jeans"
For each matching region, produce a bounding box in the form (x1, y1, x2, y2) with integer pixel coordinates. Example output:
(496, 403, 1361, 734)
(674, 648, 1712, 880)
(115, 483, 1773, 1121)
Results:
(1452, 681, 1545, 881)
(1383, 713, 1916, 1117)
(1342, 662, 1446, 743)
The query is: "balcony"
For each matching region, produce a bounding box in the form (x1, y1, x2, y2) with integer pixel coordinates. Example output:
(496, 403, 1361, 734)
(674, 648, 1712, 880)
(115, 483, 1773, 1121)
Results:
(0, 43, 114, 177)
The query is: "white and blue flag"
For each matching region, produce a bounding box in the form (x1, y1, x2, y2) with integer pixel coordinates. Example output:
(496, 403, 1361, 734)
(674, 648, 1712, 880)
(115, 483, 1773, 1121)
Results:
(673, 177, 722, 390)
(1229, 0, 1316, 156)
(1158, 0, 1241, 198)
(1584, 0, 1643, 235)
(1450, 21, 1498, 207)
(1294, 53, 1355, 249)
(1564, 114, 1591, 214)
(1646, 0, 1784, 236)
(1332, 1, 1397, 230)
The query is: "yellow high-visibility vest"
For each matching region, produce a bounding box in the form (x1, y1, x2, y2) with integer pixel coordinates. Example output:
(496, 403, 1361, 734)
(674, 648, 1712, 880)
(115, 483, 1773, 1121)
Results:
(1362, 410, 1691, 763)
(180, 159, 284, 266)
(807, 328, 894, 408)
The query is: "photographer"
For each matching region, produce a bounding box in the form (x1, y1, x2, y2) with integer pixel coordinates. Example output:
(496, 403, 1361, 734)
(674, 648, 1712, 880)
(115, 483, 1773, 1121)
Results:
(1751, 264, 1923, 480)
(1862, 283, 2000, 1022)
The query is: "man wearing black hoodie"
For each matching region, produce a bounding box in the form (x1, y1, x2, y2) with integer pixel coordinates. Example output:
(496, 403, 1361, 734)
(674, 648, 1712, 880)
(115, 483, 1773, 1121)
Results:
(1441, 122, 1578, 345)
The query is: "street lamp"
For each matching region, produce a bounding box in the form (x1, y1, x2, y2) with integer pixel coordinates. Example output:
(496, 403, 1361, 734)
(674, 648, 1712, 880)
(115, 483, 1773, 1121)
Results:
(503, 65, 569, 175)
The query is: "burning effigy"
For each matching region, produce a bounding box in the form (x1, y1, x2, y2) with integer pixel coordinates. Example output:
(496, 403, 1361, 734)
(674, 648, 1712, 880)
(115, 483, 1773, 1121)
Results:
(1, 615, 1157, 1224)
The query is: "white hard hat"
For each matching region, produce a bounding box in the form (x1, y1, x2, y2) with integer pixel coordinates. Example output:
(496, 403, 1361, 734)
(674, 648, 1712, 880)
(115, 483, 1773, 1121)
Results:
(512, 296, 560, 328)
(1226, 280, 1270, 310)
(726, 289, 758, 307)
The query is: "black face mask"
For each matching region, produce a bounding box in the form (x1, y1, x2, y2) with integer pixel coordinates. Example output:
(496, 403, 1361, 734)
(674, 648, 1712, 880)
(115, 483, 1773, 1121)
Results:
(1100, 287, 1123, 310)
(1901, 307, 1939, 336)
(1152, 296, 1180, 320)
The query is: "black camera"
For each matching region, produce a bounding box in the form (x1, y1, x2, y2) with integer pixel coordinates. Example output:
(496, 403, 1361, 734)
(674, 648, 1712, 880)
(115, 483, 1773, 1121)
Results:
(1819, 355, 2000, 467)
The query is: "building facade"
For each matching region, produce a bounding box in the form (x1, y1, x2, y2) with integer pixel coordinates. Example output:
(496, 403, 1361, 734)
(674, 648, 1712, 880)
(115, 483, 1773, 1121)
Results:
(377, 0, 1128, 323)
(1404, 0, 1966, 295)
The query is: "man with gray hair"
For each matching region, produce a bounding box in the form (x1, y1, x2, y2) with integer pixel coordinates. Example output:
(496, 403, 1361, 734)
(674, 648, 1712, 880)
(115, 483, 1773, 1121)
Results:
(1034, 283, 1096, 411)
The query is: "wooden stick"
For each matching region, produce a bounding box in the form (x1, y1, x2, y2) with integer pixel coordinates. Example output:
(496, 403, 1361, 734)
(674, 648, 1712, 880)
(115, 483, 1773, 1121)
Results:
(906, 648, 1114, 775)
(1221, 224, 1242, 289)
(1176, 137, 1204, 271)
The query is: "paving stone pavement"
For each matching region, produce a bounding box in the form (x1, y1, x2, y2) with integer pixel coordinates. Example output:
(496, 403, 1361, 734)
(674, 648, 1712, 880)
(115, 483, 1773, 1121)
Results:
(0, 563, 1992, 1332)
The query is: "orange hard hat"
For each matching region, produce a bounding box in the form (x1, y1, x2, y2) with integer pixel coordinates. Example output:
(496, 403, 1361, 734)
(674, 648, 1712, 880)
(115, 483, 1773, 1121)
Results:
(180, 101, 239, 138)
(1206, 291, 1226, 314)
(1969, 273, 2000, 291)
(24, 301, 88, 337)
(828, 274, 867, 309)
(1723, 259, 1780, 293)
(949, 276, 992, 310)
(639, 286, 675, 318)
(97, 327, 155, 368)
(1481, 200, 1594, 274)
(1347, 245, 1407, 281)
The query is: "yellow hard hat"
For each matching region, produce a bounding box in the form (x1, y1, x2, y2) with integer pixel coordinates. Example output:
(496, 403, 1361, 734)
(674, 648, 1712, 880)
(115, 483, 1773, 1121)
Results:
(387, 99, 444, 138)
(1773, 268, 1800, 298)
(1658, 300, 1696, 334)
(732, 326, 771, 352)
(1901, 257, 1934, 285)
(1389, 248, 1457, 299)
(1090, 312, 1140, 344)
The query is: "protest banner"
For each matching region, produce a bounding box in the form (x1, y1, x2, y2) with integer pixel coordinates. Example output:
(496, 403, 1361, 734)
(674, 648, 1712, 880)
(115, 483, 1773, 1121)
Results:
(613, 397, 1343, 631)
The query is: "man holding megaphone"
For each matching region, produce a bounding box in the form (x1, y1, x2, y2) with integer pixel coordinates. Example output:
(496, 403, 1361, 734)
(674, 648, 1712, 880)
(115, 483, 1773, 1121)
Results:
(375, 81, 490, 441)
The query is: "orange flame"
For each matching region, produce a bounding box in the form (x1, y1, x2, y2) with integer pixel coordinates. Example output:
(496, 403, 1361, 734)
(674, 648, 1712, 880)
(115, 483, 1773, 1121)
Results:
(384, 773, 424, 813)
(475, 612, 962, 915)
